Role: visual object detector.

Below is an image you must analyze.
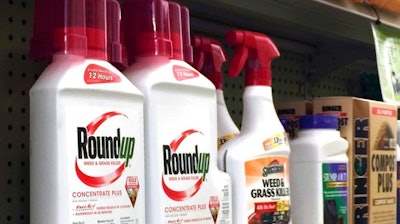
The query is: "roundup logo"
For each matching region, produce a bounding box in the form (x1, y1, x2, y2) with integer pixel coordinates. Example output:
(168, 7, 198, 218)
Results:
(162, 129, 210, 201)
(75, 112, 135, 187)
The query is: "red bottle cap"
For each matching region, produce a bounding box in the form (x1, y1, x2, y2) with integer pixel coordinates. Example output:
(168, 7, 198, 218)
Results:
(30, 0, 87, 59)
(168, 2, 183, 60)
(181, 6, 193, 64)
(29, 0, 54, 61)
(86, 0, 107, 60)
(121, 0, 172, 63)
(106, 0, 125, 70)
(192, 35, 226, 90)
(53, 0, 87, 56)
(225, 30, 280, 86)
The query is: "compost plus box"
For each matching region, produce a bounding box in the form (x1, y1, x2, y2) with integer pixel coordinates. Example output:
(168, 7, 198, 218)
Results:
(313, 96, 397, 224)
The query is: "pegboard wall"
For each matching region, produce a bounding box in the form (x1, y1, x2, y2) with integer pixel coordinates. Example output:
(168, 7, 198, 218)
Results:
(0, 0, 378, 223)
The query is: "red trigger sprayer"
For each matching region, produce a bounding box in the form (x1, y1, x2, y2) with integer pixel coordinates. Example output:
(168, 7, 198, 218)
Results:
(226, 30, 280, 86)
(192, 35, 226, 89)
(192, 35, 240, 168)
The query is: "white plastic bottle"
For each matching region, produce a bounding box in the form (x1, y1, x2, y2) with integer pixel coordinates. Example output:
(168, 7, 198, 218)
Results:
(122, 0, 231, 223)
(290, 115, 349, 224)
(29, 0, 145, 223)
(219, 30, 291, 224)
(191, 35, 240, 169)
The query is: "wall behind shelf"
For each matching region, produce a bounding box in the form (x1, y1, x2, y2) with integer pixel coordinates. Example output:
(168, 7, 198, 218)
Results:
(0, 0, 379, 223)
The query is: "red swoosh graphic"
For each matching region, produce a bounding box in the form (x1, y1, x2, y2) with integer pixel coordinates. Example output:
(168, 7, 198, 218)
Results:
(162, 175, 203, 201)
(86, 111, 127, 135)
(76, 111, 128, 187)
(75, 159, 126, 187)
(162, 129, 204, 200)
(169, 129, 202, 152)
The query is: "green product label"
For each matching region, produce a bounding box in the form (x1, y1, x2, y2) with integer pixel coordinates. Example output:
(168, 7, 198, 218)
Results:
(322, 163, 348, 224)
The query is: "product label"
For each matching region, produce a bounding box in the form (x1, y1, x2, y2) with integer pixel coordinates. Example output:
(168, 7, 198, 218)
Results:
(67, 107, 143, 223)
(162, 129, 210, 201)
(262, 132, 289, 151)
(369, 118, 397, 223)
(156, 102, 229, 223)
(84, 64, 121, 84)
(322, 163, 348, 224)
(217, 133, 238, 149)
(173, 65, 199, 81)
(246, 156, 291, 224)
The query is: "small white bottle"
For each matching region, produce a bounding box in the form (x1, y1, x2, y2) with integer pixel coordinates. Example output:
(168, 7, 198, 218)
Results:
(290, 114, 349, 224)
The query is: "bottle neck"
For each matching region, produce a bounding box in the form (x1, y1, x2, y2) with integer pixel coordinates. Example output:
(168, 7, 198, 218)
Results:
(241, 85, 279, 133)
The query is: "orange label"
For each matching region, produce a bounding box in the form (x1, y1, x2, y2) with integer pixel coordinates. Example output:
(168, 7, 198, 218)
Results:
(262, 132, 288, 151)
(245, 156, 291, 223)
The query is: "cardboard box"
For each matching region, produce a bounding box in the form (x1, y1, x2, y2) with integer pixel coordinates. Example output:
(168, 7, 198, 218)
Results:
(275, 100, 312, 139)
(313, 96, 397, 224)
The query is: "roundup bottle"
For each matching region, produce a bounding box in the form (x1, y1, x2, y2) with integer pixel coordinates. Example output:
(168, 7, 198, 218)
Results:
(219, 30, 291, 224)
(29, 0, 145, 223)
(191, 35, 240, 169)
(289, 115, 348, 224)
(121, 0, 231, 223)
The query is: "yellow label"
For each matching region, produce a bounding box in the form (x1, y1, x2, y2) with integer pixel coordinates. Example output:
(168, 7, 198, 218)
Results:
(217, 133, 238, 149)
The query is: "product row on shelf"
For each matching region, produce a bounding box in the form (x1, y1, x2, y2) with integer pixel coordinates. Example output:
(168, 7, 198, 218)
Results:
(24, 0, 400, 224)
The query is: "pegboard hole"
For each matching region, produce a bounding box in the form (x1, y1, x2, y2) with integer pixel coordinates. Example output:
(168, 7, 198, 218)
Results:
(7, 197, 12, 203)
(21, 126, 26, 131)
(8, 107, 13, 113)
(8, 161, 12, 167)
(8, 17, 13, 23)
(8, 35, 13, 41)
(22, 1, 26, 8)
(21, 108, 26, 114)
(8, 179, 12, 185)
(8, 53, 13, 59)
(8, 125, 13, 131)
(7, 216, 11, 221)
(8, 70, 13, 77)
(8, 0, 13, 5)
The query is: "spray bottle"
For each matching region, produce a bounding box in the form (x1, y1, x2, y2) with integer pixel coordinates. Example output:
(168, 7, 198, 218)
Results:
(219, 30, 291, 224)
(29, 0, 145, 223)
(122, 0, 231, 223)
(192, 35, 240, 170)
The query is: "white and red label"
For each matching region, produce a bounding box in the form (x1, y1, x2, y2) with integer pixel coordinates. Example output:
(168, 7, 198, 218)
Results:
(84, 64, 121, 84)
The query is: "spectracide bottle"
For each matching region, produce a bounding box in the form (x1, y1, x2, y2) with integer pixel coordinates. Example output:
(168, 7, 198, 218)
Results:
(29, 0, 145, 223)
(219, 30, 292, 224)
(191, 35, 240, 170)
(289, 115, 349, 224)
(121, 0, 231, 223)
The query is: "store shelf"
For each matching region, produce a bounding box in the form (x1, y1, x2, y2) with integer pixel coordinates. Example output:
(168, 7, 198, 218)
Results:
(0, 0, 393, 223)
(179, 0, 400, 46)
